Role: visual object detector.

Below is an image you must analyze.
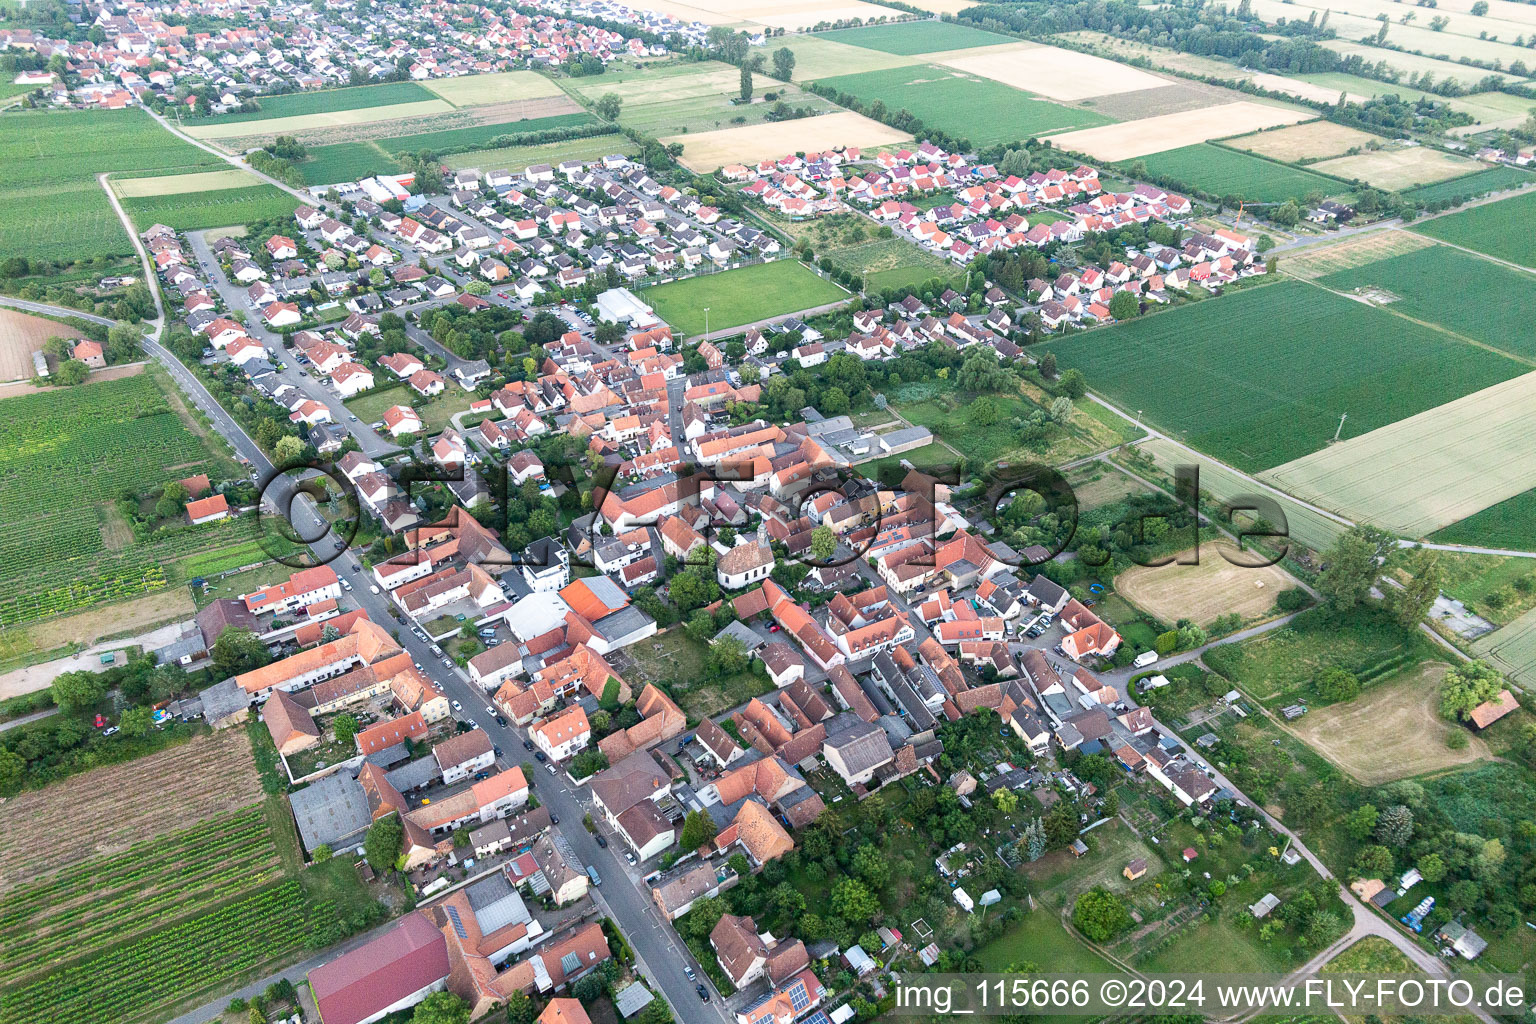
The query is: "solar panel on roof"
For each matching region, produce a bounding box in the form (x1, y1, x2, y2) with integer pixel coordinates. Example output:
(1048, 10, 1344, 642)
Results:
(790, 981, 810, 1011)
(445, 905, 468, 940)
(561, 952, 583, 975)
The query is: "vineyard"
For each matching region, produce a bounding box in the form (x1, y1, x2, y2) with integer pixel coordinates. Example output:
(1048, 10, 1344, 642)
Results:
(0, 373, 253, 627)
(0, 880, 324, 1024)
(0, 806, 282, 985)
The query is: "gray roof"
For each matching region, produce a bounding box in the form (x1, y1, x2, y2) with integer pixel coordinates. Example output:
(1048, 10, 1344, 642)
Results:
(466, 872, 532, 936)
(198, 678, 248, 725)
(385, 756, 440, 793)
(289, 770, 373, 853)
(824, 715, 894, 776)
(714, 620, 765, 652)
(614, 982, 656, 1018)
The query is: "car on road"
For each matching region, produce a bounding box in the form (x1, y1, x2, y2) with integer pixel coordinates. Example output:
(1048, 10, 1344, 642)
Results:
(549, 814, 558, 825)
(684, 965, 695, 980)
(485, 705, 496, 716)
(696, 984, 710, 1002)
(442, 658, 452, 669)
(546, 763, 557, 775)
(534, 750, 547, 762)
(523, 739, 534, 751)
(451, 700, 463, 712)
(340, 578, 353, 591)
(595, 834, 608, 848)
(369, 584, 380, 594)
(495, 714, 508, 727)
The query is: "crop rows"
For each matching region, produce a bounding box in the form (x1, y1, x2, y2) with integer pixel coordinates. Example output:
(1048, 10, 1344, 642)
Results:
(0, 882, 321, 1024)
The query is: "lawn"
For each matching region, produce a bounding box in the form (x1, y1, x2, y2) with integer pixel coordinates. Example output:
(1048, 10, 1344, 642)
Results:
(120, 184, 296, 233)
(376, 111, 599, 155)
(894, 388, 1039, 466)
(1431, 488, 1536, 551)
(344, 384, 480, 436)
(1040, 280, 1528, 473)
(444, 132, 636, 172)
(616, 629, 770, 720)
(828, 237, 961, 290)
(1318, 243, 1536, 360)
(1133, 143, 1343, 203)
(1, 109, 220, 264)
(639, 261, 846, 337)
(1413, 188, 1536, 267)
(857, 441, 962, 484)
(974, 909, 1117, 974)
(813, 65, 1113, 147)
(183, 82, 436, 125)
(816, 21, 1017, 55)
(1203, 604, 1438, 709)
(1404, 165, 1532, 203)
(299, 142, 402, 185)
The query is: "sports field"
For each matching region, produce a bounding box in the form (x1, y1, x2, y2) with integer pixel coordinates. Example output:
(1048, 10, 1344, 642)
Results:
(665, 110, 908, 172)
(1311, 146, 1484, 190)
(1290, 662, 1484, 785)
(1432, 488, 1536, 550)
(816, 21, 1016, 55)
(1413, 189, 1536, 267)
(298, 141, 402, 185)
(1131, 143, 1341, 202)
(1045, 102, 1311, 162)
(1474, 604, 1536, 686)
(112, 169, 261, 198)
(935, 42, 1169, 101)
(1405, 165, 1532, 203)
(1261, 370, 1536, 537)
(1116, 541, 1300, 628)
(640, 261, 846, 336)
(1040, 280, 1528, 472)
(1227, 121, 1377, 161)
(121, 184, 296, 233)
(423, 71, 565, 106)
(814, 66, 1113, 147)
(182, 81, 436, 125)
(0, 109, 219, 264)
(1317, 243, 1536, 360)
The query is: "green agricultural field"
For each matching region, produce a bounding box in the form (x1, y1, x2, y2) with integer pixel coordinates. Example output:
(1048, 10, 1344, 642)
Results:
(1474, 603, 1536, 686)
(0, 109, 220, 264)
(299, 141, 402, 185)
(1040, 280, 1527, 472)
(640, 261, 847, 337)
(814, 65, 1112, 147)
(120, 184, 296, 233)
(1404, 165, 1532, 204)
(1431, 488, 1536, 551)
(1133, 143, 1342, 203)
(1319, 244, 1536, 360)
(816, 21, 1017, 55)
(376, 111, 597, 155)
(183, 81, 436, 125)
(1413, 188, 1536, 266)
(444, 132, 635, 172)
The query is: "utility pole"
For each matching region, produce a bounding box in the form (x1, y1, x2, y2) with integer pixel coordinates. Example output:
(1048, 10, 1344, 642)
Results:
(703, 306, 710, 344)
(1332, 411, 1348, 443)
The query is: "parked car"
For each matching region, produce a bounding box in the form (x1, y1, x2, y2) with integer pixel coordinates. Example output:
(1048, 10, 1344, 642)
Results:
(595, 834, 608, 849)
(451, 700, 463, 712)
(696, 985, 710, 1002)
(684, 965, 695, 980)
(546, 763, 557, 775)
(534, 750, 547, 762)
(102, 726, 120, 737)
(495, 714, 508, 727)
(523, 739, 535, 751)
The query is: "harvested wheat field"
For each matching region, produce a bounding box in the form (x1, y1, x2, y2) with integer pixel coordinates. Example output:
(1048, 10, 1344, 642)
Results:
(937, 42, 1169, 101)
(0, 307, 70, 381)
(1229, 121, 1376, 162)
(1262, 370, 1536, 537)
(423, 70, 565, 106)
(627, 0, 896, 28)
(112, 168, 261, 197)
(1246, 71, 1371, 106)
(1045, 100, 1311, 161)
(184, 99, 453, 140)
(1115, 540, 1301, 628)
(0, 730, 264, 889)
(667, 110, 908, 171)
(1290, 662, 1484, 785)
(1311, 146, 1485, 191)
(1283, 230, 1434, 279)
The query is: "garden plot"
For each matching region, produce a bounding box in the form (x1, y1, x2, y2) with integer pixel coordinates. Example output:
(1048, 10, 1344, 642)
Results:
(935, 41, 1169, 101)
(1115, 541, 1300, 628)
(665, 110, 908, 172)
(1261, 370, 1536, 537)
(1228, 121, 1377, 162)
(1045, 101, 1311, 161)
(1310, 146, 1484, 190)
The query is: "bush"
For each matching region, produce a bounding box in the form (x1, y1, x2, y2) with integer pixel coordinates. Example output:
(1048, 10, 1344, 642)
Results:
(1276, 587, 1310, 612)
(1154, 630, 1180, 656)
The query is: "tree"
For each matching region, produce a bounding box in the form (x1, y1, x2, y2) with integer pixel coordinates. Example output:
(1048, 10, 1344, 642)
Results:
(830, 878, 880, 924)
(333, 713, 360, 745)
(679, 810, 718, 851)
(411, 992, 470, 1024)
(1353, 844, 1394, 879)
(810, 525, 837, 562)
(52, 359, 88, 385)
(772, 47, 796, 81)
(594, 93, 623, 120)
(1374, 804, 1414, 846)
(0, 749, 23, 797)
(1058, 368, 1086, 399)
(1440, 659, 1505, 721)
(504, 992, 536, 1024)
(212, 627, 271, 678)
(1388, 550, 1442, 629)
(852, 843, 889, 890)
(365, 813, 404, 872)
(1419, 852, 1446, 883)
(1072, 888, 1131, 941)
(706, 634, 749, 677)
(1314, 667, 1359, 702)
(1038, 351, 1057, 378)
(52, 670, 108, 717)
(1317, 525, 1393, 610)
(739, 64, 753, 103)
(993, 788, 1019, 815)
(1472, 1, 1489, 12)
(1108, 290, 1139, 320)
(119, 706, 153, 737)
(1343, 804, 1379, 840)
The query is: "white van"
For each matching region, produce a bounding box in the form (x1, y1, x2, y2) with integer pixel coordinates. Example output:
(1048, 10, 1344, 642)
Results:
(1133, 651, 1159, 669)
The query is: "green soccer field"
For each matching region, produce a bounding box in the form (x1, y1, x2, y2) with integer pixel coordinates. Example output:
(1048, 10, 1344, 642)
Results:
(639, 261, 847, 337)
(1039, 280, 1528, 472)
(1412, 188, 1536, 267)
(1133, 143, 1343, 203)
(816, 21, 1017, 55)
(814, 65, 1113, 148)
